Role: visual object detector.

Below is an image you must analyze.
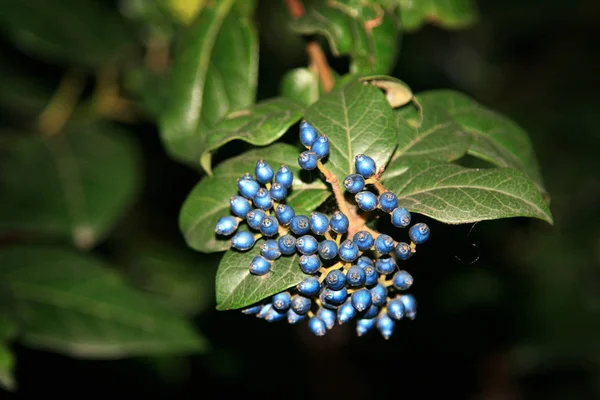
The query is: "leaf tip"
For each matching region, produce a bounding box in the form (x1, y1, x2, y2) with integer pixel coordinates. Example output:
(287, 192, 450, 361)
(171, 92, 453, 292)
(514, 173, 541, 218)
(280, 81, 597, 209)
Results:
(200, 152, 214, 177)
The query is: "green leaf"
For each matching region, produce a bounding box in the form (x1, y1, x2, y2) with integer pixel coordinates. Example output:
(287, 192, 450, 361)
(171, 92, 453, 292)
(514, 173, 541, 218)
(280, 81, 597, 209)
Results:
(180, 143, 329, 253)
(0, 315, 17, 391)
(304, 79, 397, 186)
(281, 68, 320, 107)
(388, 93, 471, 167)
(383, 162, 553, 224)
(199, 97, 304, 175)
(159, 0, 258, 165)
(216, 241, 308, 310)
(0, 0, 133, 67)
(0, 246, 206, 359)
(290, 2, 401, 75)
(417, 90, 546, 192)
(0, 123, 141, 250)
(399, 0, 478, 32)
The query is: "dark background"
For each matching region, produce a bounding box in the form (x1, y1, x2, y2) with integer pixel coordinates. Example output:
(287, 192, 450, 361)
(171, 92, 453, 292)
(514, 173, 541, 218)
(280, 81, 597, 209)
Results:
(1, 0, 599, 398)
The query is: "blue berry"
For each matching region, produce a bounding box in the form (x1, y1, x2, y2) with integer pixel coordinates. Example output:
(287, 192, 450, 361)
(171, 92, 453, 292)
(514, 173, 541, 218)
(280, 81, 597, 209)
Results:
(297, 277, 321, 296)
(370, 283, 388, 307)
(299, 120, 318, 147)
(375, 256, 396, 275)
(278, 234, 296, 255)
(392, 270, 414, 290)
(287, 309, 306, 324)
(400, 294, 417, 319)
(356, 318, 376, 336)
(310, 134, 329, 159)
(395, 242, 412, 260)
(241, 304, 262, 315)
(378, 191, 398, 212)
(363, 265, 379, 287)
(247, 209, 266, 230)
(272, 292, 291, 311)
(259, 216, 279, 237)
(275, 165, 293, 188)
(215, 216, 239, 236)
(310, 212, 329, 236)
(308, 316, 327, 336)
(337, 300, 357, 324)
(291, 295, 312, 315)
(325, 269, 346, 290)
(264, 307, 287, 322)
(353, 231, 374, 251)
(355, 191, 378, 211)
(387, 298, 405, 320)
(253, 188, 273, 210)
(298, 151, 318, 170)
(329, 211, 349, 234)
(355, 154, 377, 178)
(230, 196, 252, 218)
(249, 256, 271, 275)
(363, 304, 380, 319)
(231, 231, 255, 251)
(260, 240, 281, 260)
(356, 256, 374, 268)
(318, 240, 338, 260)
(376, 313, 395, 339)
(290, 215, 310, 235)
(351, 288, 372, 312)
(296, 235, 319, 255)
(374, 234, 395, 254)
(256, 303, 272, 319)
(317, 307, 336, 330)
(338, 240, 359, 262)
(237, 174, 261, 199)
(323, 287, 348, 305)
(275, 204, 295, 225)
(299, 254, 321, 274)
(346, 265, 366, 287)
(269, 182, 287, 201)
(409, 223, 430, 244)
(343, 173, 365, 193)
(391, 207, 411, 228)
(255, 160, 274, 184)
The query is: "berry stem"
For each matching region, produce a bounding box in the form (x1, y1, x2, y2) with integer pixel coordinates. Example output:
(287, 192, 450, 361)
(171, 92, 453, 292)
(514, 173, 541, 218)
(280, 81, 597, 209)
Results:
(317, 161, 351, 217)
(318, 262, 343, 283)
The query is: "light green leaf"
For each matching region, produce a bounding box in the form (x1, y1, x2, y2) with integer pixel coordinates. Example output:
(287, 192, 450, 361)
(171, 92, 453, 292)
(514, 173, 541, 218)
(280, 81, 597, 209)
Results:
(290, 2, 401, 75)
(0, 246, 207, 359)
(180, 143, 329, 253)
(304, 80, 397, 186)
(399, 0, 478, 32)
(216, 241, 308, 310)
(199, 97, 304, 175)
(159, 0, 258, 165)
(417, 90, 546, 192)
(0, 122, 141, 250)
(383, 162, 553, 224)
(281, 68, 320, 107)
(0, 315, 17, 391)
(360, 75, 414, 108)
(0, 0, 133, 67)
(388, 93, 471, 167)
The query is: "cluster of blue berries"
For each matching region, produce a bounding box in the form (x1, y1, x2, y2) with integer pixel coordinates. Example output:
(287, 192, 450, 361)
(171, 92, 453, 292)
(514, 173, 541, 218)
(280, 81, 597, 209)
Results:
(215, 121, 430, 339)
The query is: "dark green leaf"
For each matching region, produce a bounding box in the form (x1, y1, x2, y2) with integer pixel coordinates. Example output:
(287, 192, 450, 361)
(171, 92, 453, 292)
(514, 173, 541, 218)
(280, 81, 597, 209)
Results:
(216, 241, 308, 310)
(124, 67, 170, 121)
(304, 80, 397, 186)
(290, 2, 401, 75)
(399, 0, 478, 32)
(0, 315, 17, 391)
(281, 68, 320, 107)
(0, 123, 141, 250)
(0, 0, 133, 67)
(383, 162, 553, 224)
(417, 90, 546, 192)
(180, 143, 329, 253)
(0, 246, 206, 358)
(199, 97, 304, 175)
(159, 0, 258, 165)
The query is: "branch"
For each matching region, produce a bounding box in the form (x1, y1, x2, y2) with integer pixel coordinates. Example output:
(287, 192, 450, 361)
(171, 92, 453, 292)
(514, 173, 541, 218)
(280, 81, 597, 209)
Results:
(317, 161, 350, 217)
(38, 69, 86, 137)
